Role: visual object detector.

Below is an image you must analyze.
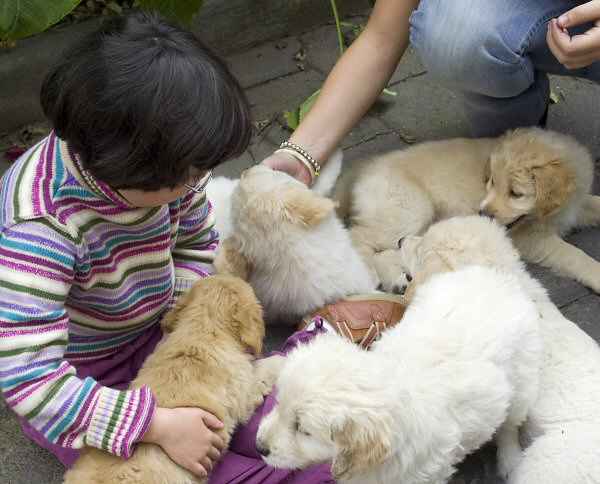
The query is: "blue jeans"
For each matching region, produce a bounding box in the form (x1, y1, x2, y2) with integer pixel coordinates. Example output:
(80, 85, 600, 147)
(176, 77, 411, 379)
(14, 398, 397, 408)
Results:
(410, 0, 600, 136)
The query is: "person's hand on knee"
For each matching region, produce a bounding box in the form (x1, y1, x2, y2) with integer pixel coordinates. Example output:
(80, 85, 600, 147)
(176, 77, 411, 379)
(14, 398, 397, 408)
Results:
(547, 0, 600, 69)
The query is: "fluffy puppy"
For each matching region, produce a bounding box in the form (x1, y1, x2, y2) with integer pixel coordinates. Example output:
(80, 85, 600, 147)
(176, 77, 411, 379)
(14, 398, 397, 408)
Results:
(256, 266, 542, 483)
(345, 128, 600, 293)
(207, 149, 344, 242)
(398, 215, 600, 484)
(215, 160, 377, 325)
(64, 275, 276, 484)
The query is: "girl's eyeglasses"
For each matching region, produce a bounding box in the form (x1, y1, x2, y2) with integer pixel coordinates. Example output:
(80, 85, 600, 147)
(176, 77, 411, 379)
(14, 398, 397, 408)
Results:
(185, 171, 212, 194)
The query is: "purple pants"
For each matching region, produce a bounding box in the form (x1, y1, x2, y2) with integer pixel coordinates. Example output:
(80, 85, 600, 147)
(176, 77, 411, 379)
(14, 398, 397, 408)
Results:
(18, 322, 334, 483)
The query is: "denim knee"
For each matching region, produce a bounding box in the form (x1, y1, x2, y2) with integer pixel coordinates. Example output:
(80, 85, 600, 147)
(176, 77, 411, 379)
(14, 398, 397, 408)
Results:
(410, 0, 536, 98)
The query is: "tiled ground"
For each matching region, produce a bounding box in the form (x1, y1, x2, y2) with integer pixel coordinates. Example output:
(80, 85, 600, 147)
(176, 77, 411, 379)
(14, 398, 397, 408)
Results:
(2, 11, 600, 484)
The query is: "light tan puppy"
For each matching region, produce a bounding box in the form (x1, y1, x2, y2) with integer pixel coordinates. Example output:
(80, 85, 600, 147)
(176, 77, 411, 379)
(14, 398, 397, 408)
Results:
(64, 275, 278, 484)
(215, 165, 377, 325)
(345, 128, 600, 293)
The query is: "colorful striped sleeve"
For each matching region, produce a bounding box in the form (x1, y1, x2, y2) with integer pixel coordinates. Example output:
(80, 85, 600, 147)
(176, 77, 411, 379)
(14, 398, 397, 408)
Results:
(171, 190, 219, 299)
(0, 218, 156, 458)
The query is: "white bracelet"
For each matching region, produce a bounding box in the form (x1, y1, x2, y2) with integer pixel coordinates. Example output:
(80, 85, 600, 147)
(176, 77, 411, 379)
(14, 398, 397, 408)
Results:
(275, 148, 319, 185)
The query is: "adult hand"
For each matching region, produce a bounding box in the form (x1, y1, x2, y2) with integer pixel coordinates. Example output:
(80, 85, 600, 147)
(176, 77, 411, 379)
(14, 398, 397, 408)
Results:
(261, 151, 313, 186)
(142, 407, 225, 478)
(547, 0, 600, 69)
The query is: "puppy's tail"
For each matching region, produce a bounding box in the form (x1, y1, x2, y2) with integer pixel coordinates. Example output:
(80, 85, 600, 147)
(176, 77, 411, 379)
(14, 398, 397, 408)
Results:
(206, 176, 239, 241)
(312, 148, 343, 198)
(509, 425, 600, 484)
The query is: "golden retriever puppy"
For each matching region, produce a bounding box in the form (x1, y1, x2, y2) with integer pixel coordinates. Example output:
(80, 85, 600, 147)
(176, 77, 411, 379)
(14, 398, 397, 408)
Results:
(345, 127, 600, 293)
(64, 275, 276, 484)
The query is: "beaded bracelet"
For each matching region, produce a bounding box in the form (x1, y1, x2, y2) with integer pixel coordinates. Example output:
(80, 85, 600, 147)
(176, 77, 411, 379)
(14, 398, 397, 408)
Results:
(278, 141, 321, 179)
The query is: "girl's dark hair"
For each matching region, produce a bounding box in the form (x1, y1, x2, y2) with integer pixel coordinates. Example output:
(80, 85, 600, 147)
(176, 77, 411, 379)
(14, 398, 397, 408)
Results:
(41, 10, 252, 190)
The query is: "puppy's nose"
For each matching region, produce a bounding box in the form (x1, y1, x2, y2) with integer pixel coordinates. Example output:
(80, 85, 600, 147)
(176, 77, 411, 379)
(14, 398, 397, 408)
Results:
(406, 274, 413, 282)
(256, 443, 270, 457)
(478, 209, 492, 219)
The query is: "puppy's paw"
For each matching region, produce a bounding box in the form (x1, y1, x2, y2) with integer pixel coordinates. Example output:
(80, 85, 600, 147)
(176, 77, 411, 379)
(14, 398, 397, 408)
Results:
(372, 249, 412, 295)
(254, 355, 285, 396)
(496, 431, 524, 479)
(377, 272, 412, 296)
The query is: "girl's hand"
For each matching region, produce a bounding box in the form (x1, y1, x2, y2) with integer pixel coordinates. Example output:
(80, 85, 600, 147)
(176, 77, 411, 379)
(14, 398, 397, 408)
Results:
(261, 151, 313, 186)
(547, 0, 600, 69)
(142, 407, 225, 478)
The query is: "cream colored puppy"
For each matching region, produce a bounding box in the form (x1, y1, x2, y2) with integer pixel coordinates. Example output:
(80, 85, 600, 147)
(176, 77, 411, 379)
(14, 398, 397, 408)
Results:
(398, 216, 600, 484)
(215, 163, 377, 325)
(256, 265, 542, 483)
(345, 128, 600, 294)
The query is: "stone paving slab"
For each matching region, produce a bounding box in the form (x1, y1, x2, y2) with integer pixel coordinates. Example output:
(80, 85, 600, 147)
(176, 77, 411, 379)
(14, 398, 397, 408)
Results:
(227, 37, 304, 89)
(246, 69, 325, 122)
(527, 263, 591, 309)
(300, 21, 427, 86)
(562, 294, 600, 342)
(375, 76, 471, 143)
(548, 76, 600, 158)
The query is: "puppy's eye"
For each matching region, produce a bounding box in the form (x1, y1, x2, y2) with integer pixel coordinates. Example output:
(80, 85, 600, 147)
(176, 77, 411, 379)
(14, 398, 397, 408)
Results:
(510, 189, 523, 198)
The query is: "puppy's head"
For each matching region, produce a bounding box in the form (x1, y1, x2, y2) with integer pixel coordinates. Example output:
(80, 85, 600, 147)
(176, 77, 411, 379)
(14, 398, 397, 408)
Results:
(256, 334, 393, 480)
(480, 128, 576, 227)
(398, 215, 523, 301)
(232, 165, 336, 234)
(161, 275, 265, 355)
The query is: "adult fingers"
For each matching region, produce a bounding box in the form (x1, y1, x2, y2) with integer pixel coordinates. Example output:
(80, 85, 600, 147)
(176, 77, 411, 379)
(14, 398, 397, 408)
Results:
(558, 0, 600, 28)
(547, 19, 600, 66)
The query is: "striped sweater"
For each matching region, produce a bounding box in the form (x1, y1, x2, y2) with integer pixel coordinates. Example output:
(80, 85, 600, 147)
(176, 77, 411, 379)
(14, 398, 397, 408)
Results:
(0, 132, 218, 457)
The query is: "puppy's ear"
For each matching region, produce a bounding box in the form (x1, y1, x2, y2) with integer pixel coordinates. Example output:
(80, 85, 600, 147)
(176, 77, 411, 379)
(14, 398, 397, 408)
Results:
(214, 237, 251, 280)
(404, 248, 453, 303)
(331, 414, 392, 480)
(229, 292, 265, 356)
(483, 156, 492, 185)
(282, 188, 337, 227)
(532, 159, 575, 218)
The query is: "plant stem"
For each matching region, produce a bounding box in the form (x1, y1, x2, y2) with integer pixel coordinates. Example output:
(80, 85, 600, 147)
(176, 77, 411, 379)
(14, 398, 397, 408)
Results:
(330, 0, 345, 57)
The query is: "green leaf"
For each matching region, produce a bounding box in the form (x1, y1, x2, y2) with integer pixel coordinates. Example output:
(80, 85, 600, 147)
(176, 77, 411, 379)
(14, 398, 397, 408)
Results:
(298, 90, 320, 123)
(0, 0, 81, 41)
(137, 0, 203, 25)
(284, 90, 321, 131)
(106, 1, 123, 14)
(284, 109, 300, 131)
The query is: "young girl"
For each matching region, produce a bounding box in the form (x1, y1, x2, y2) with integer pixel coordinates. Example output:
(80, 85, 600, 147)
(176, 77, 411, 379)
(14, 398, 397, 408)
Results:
(0, 11, 251, 479)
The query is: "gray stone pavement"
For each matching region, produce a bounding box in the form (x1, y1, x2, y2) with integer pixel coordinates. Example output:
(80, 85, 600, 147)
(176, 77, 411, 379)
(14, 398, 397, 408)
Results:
(2, 13, 600, 484)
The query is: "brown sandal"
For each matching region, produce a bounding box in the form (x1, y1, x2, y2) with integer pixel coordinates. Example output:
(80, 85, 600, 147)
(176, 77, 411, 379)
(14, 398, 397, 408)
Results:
(298, 294, 407, 350)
